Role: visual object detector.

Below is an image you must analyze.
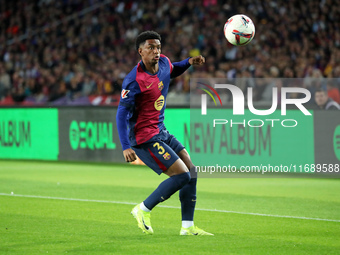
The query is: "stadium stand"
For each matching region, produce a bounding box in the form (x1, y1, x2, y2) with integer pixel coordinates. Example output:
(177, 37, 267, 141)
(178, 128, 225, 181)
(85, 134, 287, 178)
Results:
(0, 0, 339, 106)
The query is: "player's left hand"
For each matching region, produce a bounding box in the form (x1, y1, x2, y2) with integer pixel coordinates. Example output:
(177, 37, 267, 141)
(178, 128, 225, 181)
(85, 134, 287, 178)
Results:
(189, 55, 205, 66)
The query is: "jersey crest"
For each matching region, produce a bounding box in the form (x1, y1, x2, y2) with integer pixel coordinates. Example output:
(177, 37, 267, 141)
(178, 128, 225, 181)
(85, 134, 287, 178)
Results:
(158, 81, 164, 91)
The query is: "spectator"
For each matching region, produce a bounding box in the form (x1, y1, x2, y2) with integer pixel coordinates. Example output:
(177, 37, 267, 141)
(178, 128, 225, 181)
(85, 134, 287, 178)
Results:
(315, 89, 340, 110)
(327, 81, 340, 104)
(0, 0, 338, 105)
(0, 65, 11, 100)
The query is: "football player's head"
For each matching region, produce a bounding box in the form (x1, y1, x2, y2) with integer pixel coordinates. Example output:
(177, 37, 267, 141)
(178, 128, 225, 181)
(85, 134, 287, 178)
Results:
(136, 31, 161, 64)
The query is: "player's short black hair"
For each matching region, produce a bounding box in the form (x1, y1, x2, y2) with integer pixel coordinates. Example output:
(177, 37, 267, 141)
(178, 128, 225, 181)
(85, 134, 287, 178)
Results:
(135, 31, 161, 51)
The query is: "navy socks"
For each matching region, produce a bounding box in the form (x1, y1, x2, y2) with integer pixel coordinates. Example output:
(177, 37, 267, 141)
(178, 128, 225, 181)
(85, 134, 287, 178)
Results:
(143, 172, 191, 210)
(143, 166, 197, 221)
(179, 177, 197, 221)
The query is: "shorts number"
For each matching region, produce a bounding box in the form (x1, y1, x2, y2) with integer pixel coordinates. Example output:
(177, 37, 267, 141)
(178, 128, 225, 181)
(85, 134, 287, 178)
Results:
(153, 142, 165, 155)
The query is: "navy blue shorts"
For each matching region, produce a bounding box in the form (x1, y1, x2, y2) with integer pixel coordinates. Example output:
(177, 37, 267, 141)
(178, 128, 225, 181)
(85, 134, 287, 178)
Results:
(131, 129, 185, 175)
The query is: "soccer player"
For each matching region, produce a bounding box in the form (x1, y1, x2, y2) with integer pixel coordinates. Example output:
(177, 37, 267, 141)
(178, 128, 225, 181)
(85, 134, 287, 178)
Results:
(116, 31, 213, 236)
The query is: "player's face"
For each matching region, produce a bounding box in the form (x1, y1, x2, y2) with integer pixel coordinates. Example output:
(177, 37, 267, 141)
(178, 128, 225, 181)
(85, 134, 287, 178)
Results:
(315, 92, 328, 106)
(139, 39, 161, 65)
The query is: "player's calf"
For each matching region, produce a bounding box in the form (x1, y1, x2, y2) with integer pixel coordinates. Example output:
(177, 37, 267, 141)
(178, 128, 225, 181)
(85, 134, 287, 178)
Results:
(143, 171, 191, 210)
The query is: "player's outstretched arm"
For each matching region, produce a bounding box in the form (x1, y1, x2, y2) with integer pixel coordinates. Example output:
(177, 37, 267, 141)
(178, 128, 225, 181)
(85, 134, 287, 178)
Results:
(170, 55, 205, 79)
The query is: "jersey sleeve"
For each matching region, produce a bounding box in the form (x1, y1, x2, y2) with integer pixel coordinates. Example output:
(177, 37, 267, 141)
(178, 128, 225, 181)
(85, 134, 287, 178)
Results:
(116, 104, 131, 150)
(119, 79, 141, 108)
(170, 58, 191, 79)
(117, 78, 141, 150)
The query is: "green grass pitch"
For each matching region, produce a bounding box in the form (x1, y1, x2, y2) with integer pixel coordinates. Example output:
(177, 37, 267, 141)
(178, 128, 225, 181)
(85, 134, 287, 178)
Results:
(0, 160, 339, 254)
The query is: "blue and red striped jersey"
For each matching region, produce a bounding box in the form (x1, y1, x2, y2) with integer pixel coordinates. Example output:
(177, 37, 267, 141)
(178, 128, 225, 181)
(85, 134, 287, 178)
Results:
(117, 54, 191, 150)
(119, 54, 172, 146)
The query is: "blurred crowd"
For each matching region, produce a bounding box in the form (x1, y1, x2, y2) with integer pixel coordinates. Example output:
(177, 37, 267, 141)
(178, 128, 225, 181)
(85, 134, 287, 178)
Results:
(0, 0, 339, 106)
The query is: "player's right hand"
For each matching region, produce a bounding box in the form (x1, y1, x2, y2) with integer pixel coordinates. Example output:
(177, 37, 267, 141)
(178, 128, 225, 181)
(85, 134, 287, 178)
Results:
(123, 148, 137, 163)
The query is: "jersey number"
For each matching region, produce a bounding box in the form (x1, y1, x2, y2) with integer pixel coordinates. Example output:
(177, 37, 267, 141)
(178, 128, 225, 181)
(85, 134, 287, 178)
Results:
(153, 142, 165, 155)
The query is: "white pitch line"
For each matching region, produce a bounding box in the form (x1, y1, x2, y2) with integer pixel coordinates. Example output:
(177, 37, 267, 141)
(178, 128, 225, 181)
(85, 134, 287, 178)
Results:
(1, 193, 339, 223)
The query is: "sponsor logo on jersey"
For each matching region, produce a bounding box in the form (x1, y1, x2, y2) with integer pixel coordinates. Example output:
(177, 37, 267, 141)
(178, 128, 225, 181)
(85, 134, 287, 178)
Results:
(163, 152, 171, 160)
(154, 95, 165, 111)
(146, 82, 153, 89)
(158, 81, 164, 91)
(121, 89, 130, 99)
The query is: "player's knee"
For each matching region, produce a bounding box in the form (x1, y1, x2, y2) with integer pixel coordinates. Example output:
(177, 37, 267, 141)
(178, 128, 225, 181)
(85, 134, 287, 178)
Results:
(180, 171, 191, 186)
(172, 171, 191, 188)
(184, 171, 191, 184)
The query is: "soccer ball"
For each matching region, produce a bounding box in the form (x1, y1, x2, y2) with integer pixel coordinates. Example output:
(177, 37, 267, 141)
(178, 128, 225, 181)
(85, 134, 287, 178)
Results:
(224, 14, 255, 46)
